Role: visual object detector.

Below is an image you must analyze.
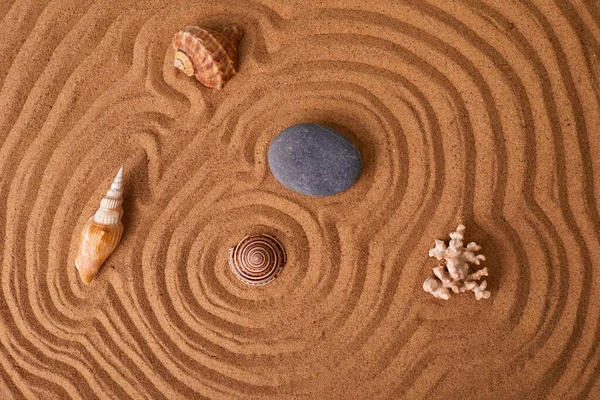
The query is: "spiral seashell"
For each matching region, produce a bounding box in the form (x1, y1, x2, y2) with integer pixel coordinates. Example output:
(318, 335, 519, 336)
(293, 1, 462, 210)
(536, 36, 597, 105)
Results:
(228, 234, 286, 285)
(172, 24, 243, 89)
(75, 167, 124, 284)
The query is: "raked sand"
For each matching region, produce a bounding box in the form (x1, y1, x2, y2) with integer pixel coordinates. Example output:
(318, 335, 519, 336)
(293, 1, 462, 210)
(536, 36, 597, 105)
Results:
(0, 0, 599, 398)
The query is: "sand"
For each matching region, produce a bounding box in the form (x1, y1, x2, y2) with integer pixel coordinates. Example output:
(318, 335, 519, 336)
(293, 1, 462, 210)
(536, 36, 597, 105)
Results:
(0, 0, 599, 398)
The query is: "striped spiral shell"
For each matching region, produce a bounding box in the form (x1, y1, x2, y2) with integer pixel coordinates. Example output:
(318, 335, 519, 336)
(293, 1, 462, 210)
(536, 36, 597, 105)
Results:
(228, 234, 286, 285)
(172, 25, 243, 89)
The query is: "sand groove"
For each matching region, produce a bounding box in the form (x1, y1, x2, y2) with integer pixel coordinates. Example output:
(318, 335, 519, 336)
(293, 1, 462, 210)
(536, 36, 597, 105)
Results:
(0, 0, 599, 398)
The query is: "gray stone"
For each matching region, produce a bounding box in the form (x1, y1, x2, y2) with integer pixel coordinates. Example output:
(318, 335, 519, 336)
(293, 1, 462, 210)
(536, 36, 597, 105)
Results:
(268, 123, 363, 196)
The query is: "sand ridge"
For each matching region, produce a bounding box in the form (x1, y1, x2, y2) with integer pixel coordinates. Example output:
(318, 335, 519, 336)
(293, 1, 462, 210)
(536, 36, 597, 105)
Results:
(0, 0, 599, 398)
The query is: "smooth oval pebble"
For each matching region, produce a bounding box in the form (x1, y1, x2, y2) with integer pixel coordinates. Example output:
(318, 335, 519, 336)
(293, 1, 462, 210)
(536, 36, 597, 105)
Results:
(268, 123, 363, 196)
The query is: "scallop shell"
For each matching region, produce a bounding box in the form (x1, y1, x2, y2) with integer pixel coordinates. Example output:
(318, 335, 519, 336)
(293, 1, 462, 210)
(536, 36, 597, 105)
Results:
(172, 25, 243, 89)
(75, 167, 124, 284)
(228, 234, 286, 285)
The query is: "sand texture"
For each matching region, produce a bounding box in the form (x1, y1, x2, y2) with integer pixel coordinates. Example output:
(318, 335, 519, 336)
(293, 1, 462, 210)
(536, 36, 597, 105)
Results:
(1, 0, 599, 398)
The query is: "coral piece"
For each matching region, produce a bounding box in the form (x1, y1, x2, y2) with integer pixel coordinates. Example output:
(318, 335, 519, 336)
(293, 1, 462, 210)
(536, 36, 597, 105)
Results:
(172, 24, 243, 89)
(228, 234, 286, 285)
(75, 167, 124, 284)
(423, 224, 490, 300)
(423, 277, 451, 300)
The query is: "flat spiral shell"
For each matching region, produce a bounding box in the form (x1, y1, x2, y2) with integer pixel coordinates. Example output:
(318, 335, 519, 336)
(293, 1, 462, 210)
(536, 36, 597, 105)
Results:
(228, 234, 286, 285)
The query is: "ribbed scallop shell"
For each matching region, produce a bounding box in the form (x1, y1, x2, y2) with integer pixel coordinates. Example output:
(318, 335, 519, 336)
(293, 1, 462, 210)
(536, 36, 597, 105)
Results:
(228, 234, 286, 285)
(172, 25, 243, 89)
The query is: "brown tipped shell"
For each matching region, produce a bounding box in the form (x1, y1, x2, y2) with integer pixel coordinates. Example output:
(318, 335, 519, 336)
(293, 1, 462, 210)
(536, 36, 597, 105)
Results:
(172, 25, 243, 89)
(228, 234, 286, 285)
(75, 219, 123, 284)
(75, 167, 124, 285)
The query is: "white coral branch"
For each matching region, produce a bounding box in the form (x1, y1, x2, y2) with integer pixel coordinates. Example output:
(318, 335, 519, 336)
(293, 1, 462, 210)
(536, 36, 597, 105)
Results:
(464, 280, 491, 300)
(423, 277, 451, 300)
(423, 225, 490, 300)
(428, 240, 447, 260)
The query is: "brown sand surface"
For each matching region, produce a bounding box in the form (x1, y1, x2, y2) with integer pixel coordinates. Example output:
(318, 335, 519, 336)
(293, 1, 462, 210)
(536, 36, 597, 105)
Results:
(1, 0, 599, 398)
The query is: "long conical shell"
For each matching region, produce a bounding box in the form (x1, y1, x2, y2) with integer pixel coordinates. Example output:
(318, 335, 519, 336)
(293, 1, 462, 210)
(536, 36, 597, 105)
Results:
(172, 25, 243, 89)
(75, 167, 124, 284)
(228, 234, 286, 285)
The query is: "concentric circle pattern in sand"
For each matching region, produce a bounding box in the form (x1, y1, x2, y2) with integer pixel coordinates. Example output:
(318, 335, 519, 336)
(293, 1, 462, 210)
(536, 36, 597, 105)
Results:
(0, 1, 599, 399)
